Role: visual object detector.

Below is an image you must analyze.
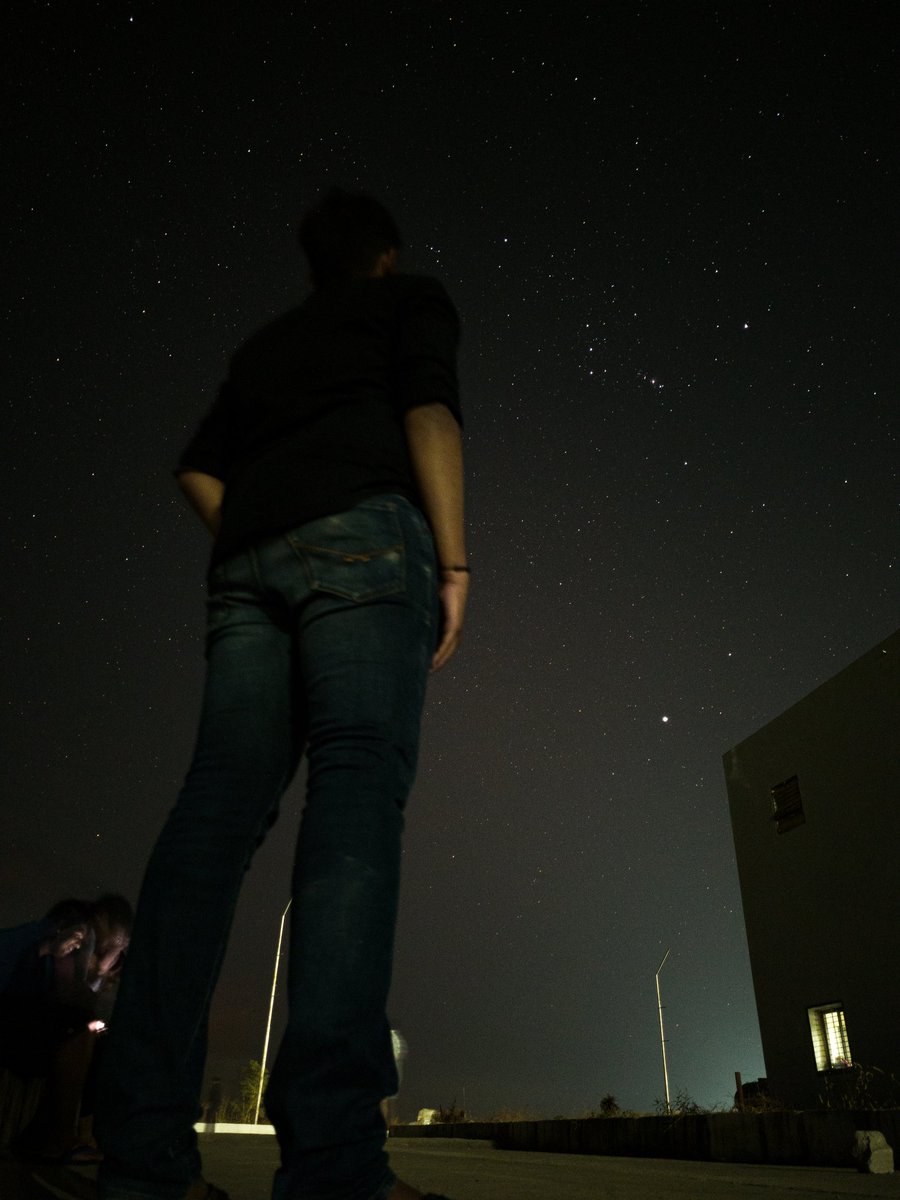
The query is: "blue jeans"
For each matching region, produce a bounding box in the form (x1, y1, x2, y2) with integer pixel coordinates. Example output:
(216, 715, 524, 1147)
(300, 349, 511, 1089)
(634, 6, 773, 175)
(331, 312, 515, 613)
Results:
(96, 495, 438, 1200)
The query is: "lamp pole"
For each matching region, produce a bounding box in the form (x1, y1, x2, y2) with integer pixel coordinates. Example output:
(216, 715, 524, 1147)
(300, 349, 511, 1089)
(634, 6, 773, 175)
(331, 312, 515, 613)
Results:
(655, 948, 671, 1114)
(254, 898, 292, 1125)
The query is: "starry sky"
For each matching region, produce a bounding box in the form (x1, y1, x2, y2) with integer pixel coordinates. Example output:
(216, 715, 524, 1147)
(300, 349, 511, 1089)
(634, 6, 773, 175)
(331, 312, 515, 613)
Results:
(3, 3, 896, 1119)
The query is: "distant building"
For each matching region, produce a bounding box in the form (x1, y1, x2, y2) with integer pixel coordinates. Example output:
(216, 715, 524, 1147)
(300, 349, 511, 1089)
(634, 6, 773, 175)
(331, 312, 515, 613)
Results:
(723, 629, 900, 1109)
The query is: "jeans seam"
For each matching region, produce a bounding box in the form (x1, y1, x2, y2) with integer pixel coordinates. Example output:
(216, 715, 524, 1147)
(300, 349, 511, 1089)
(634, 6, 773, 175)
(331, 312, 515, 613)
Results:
(249, 543, 265, 592)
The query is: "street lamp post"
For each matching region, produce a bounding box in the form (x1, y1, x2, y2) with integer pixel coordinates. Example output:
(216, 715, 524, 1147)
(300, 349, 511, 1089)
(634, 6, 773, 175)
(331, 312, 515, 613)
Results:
(655, 948, 671, 1114)
(254, 898, 292, 1125)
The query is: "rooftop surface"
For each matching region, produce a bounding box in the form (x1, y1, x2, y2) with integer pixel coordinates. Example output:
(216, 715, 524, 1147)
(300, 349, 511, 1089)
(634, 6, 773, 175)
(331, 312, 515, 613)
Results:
(9, 1134, 900, 1200)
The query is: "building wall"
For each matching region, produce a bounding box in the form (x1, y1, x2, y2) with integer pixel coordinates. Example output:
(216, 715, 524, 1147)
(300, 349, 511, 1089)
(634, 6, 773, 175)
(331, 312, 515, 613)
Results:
(723, 629, 900, 1108)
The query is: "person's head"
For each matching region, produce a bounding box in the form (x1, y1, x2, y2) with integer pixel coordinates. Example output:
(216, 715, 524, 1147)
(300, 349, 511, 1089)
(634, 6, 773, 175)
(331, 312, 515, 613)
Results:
(298, 188, 402, 290)
(42, 898, 91, 957)
(91, 893, 133, 932)
(88, 893, 133, 987)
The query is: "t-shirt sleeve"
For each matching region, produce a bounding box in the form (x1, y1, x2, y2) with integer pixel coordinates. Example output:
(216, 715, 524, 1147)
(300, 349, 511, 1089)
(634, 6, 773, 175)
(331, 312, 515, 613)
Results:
(394, 278, 462, 423)
(174, 381, 237, 481)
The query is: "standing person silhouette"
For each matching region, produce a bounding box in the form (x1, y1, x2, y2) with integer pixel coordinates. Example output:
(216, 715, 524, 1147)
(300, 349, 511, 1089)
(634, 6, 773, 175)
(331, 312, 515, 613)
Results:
(93, 190, 467, 1200)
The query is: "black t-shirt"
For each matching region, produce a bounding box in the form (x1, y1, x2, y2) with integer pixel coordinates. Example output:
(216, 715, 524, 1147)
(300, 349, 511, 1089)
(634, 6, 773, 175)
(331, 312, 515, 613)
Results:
(178, 273, 461, 566)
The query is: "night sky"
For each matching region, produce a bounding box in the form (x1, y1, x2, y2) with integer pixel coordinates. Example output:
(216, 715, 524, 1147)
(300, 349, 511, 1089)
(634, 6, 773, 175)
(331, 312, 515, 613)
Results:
(4, 3, 896, 1120)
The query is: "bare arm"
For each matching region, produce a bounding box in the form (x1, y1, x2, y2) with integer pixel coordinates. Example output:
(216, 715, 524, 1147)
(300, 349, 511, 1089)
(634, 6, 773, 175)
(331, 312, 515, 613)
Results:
(176, 469, 225, 537)
(403, 402, 468, 671)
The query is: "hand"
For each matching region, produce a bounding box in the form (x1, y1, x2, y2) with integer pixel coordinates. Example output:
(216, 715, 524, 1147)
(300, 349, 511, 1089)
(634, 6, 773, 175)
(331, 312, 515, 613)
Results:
(431, 571, 469, 672)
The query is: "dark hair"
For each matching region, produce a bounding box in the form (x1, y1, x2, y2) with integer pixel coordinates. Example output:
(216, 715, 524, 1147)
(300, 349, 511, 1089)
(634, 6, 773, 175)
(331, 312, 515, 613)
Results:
(91, 893, 134, 935)
(45, 898, 92, 930)
(298, 188, 402, 289)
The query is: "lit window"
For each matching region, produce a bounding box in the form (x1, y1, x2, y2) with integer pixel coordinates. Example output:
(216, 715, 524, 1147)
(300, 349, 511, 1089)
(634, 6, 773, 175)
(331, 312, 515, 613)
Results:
(808, 1004, 852, 1071)
(772, 775, 805, 833)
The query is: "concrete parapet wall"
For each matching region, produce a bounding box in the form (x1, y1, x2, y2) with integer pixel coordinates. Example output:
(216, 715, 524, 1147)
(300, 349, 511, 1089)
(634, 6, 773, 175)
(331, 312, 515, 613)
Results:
(192, 1122, 276, 1134)
(391, 1110, 900, 1168)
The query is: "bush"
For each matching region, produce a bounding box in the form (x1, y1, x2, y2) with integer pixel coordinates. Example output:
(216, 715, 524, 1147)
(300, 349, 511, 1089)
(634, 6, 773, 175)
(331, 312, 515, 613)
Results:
(222, 1059, 270, 1124)
(655, 1089, 704, 1116)
(584, 1094, 621, 1118)
(435, 1102, 468, 1124)
(818, 1063, 900, 1110)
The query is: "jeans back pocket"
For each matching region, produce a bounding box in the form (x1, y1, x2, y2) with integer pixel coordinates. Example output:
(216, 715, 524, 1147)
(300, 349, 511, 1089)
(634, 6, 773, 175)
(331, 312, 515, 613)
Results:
(286, 504, 407, 602)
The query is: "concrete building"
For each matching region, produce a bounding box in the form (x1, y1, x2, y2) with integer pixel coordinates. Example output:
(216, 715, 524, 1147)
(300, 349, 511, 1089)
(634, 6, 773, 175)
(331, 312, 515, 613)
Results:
(723, 628, 900, 1109)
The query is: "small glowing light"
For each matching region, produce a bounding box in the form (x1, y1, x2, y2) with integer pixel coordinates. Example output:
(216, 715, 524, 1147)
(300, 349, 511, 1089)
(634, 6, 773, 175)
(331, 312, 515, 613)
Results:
(661, 715, 669, 723)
